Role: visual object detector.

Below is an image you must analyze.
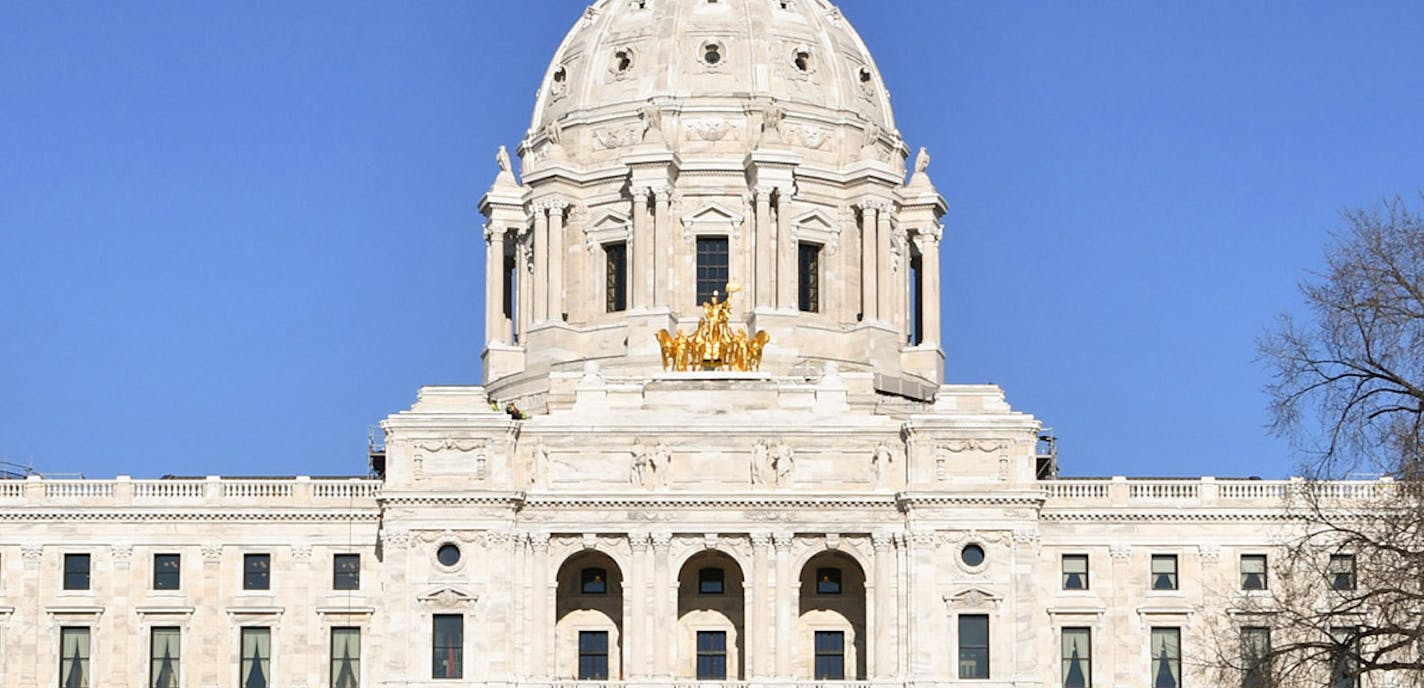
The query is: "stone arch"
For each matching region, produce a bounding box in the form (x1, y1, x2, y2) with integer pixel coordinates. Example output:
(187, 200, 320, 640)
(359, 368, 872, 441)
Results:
(675, 549, 747, 680)
(789, 536, 873, 578)
(555, 550, 625, 680)
(797, 550, 867, 680)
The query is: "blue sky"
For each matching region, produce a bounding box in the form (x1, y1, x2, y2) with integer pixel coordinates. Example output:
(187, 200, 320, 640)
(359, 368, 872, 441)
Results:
(1, 1, 1421, 479)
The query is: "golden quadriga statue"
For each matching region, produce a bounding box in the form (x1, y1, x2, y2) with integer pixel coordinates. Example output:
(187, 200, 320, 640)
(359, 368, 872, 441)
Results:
(656, 284, 770, 372)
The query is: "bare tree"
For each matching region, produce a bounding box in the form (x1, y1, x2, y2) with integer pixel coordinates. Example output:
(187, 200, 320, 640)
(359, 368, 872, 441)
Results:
(1207, 195, 1424, 687)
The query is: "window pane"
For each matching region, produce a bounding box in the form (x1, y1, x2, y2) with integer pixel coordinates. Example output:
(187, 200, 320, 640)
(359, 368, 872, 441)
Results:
(1329, 554, 1356, 591)
(695, 237, 729, 306)
(578, 631, 609, 680)
(697, 631, 727, 680)
(699, 567, 724, 595)
(581, 567, 607, 594)
(813, 631, 845, 680)
(958, 615, 990, 679)
(798, 242, 820, 313)
(154, 554, 181, 590)
(1242, 627, 1270, 688)
(333, 554, 360, 591)
(605, 242, 627, 313)
(151, 627, 180, 688)
(432, 615, 463, 679)
(1151, 555, 1178, 590)
(1331, 627, 1359, 688)
(331, 627, 360, 688)
(64, 554, 90, 591)
(1150, 627, 1181, 688)
(1061, 627, 1090, 688)
(1062, 555, 1089, 590)
(240, 627, 271, 688)
(1241, 555, 1267, 590)
(816, 567, 842, 595)
(60, 627, 91, 688)
(244, 554, 270, 590)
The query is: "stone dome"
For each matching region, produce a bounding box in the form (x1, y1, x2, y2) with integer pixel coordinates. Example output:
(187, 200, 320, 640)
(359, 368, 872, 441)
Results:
(528, 0, 896, 139)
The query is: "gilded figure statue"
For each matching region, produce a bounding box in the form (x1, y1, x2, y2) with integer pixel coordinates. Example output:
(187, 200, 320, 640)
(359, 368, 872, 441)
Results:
(656, 283, 770, 372)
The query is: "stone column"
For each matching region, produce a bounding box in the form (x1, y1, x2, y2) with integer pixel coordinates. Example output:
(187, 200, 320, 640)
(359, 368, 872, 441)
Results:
(18, 546, 42, 688)
(749, 532, 773, 678)
(907, 531, 936, 679)
(107, 545, 133, 684)
(920, 229, 941, 345)
(485, 225, 507, 345)
(516, 229, 532, 342)
(622, 533, 648, 677)
(632, 188, 652, 309)
(532, 205, 549, 323)
(548, 201, 566, 322)
(652, 533, 673, 677)
(871, 532, 896, 678)
(754, 187, 774, 309)
(775, 188, 796, 309)
(773, 532, 795, 678)
(199, 545, 225, 688)
(877, 202, 894, 322)
(859, 202, 878, 321)
(529, 533, 551, 678)
(653, 187, 671, 308)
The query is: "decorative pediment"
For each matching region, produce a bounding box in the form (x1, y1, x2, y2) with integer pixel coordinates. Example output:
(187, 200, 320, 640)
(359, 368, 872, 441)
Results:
(680, 202, 744, 241)
(584, 207, 632, 253)
(418, 587, 478, 609)
(792, 207, 841, 254)
(945, 587, 1002, 610)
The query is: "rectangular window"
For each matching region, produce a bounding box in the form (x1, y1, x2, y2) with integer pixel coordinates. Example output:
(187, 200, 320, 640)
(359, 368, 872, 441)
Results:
(1329, 554, 1356, 591)
(244, 553, 270, 590)
(797, 242, 821, 313)
(605, 242, 627, 313)
(698, 567, 724, 595)
(333, 554, 360, 591)
(696, 630, 727, 680)
(239, 627, 271, 688)
(331, 627, 361, 688)
(503, 253, 516, 320)
(59, 626, 91, 688)
(153, 554, 180, 591)
(1150, 627, 1181, 688)
(581, 567, 607, 595)
(908, 242, 924, 344)
(63, 553, 90, 591)
(1151, 554, 1178, 591)
(1061, 627, 1090, 688)
(1241, 626, 1270, 688)
(1331, 627, 1359, 688)
(432, 615, 463, 679)
(958, 614, 990, 679)
(578, 630, 610, 680)
(1241, 554, 1267, 590)
(695, 236, 729, 306)
(813, 630, 845, 680)
(815, 567, 842, 595)
(150, 626, 180, 688)
(1062, 554, 1089, 590)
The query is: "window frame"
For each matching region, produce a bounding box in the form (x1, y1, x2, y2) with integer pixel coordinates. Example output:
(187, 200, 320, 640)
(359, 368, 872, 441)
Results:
(239, 626, 272, 688)
(432, 614, 463, 679)
(1061, 626, 1091, 688)
(59, 625, 92, 688)
(330, 626, 361, 688)
(1150, 554, 1179, 591)
(815, 567, 842, 595)
(695, 235, 730, 307)
(1330, 626, 1360, 688)
(1241, 626, 1271, 688)
(957, 613, 990, 679)
(581, 567, 608, 595)
(1329, 554, 1356, 591)
(698, 567, 725, 595)
(1149, 627, 1182, 688)
(63, 553, 91, 591)
(243, 553, 271, 591)
(153, 553, 181, 591)
(149, 625, 181, 688)
(1241, 554, 1268, 591)
(797, 241, 821, 313)
(813, 630, 845, 680)
(333, 554, 360, 591)
(578, 630, 610, 680)
(696, 630, 728, 680)
(1061, 554, 1089, 591)
(604, 241, 628, 313)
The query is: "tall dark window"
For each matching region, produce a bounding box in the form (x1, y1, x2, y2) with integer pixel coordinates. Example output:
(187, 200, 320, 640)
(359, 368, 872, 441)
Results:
(1241, 554, 1267, 590)
(578, 630, 610, 680)
(153, 554, 181, 591)
(908, 242, 924, 344)
(797, 242, 821, 312)
(331, 627, 361, 688)
(698, 567, 724, 595)
(150, 626, 180, 688)
(1241, 626, 1270, 688)
(60, 626, 91, 688)
(813, 631, 845, 679)
(240, 627, 271, 688)
(696, 236, 729, 306)
(1151, 554, 1178, 591)
(581, 567, 607, 595)
(333, 554, 360, 591)
(1329, 554, 1356, 591)
(815, 567, 842, 595)
(696, 631, 727, 679)
(432, 615, 463, 679)
(958, 614, 990, 679)
(1331, 627, 1359, 688)
(605, 241, 627, 312)
(1061, 627, 1090, 688)
(1062, 554, 1088, 590)
(243, 553, 270, 590)
(502, 253, 515, 320)
(63, 553, 90, 591)
(1150, 627, 1181, 688)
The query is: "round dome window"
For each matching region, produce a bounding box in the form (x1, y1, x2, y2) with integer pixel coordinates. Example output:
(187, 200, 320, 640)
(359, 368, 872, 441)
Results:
(436, 543, 461, 567)
(961, 543, 985, 567)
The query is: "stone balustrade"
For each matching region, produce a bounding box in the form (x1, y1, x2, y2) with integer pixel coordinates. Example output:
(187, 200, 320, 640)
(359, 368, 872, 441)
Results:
(1040, 476, 1391, 507)
(0, 475, 381, 507)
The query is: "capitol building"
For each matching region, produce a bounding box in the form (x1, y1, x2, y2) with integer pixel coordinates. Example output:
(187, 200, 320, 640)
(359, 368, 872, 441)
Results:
(0, 1, 1381, 687)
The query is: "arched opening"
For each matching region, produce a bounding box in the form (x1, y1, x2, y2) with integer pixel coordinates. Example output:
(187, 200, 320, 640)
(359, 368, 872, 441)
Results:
(676, 551, 746, 679)
(798, 551, 867, 680)
(556, 551, 625, 680)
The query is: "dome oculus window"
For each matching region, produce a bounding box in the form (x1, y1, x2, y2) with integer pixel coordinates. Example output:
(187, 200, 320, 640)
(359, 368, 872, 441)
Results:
(700, 42, 724, 66)
(436, 543, 461, 567)
(960, 543, 986, 567)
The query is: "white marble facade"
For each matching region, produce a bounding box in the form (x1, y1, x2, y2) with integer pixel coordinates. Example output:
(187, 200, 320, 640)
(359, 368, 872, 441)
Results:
(0, 2, 1381, 688)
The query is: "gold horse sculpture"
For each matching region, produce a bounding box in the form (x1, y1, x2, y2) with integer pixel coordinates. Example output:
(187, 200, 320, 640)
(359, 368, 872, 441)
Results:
(656, 285, 769, 372)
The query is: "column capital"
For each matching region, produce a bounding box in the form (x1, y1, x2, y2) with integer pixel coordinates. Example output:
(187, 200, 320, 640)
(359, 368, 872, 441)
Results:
(200, 544, 224, 565)
(857, 198, 894, 213)
(772, 531, 795, 551)
(528, 531, 551, 552)
(651, 531, 674, 549)
(871, 531, 896, 551)
(629, 531, 652, 552)
(750, 531, 773, 549)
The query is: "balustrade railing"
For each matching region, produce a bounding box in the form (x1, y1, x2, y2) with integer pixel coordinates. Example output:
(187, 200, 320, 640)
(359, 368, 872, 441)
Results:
(0, 476, 380, 506)
(1039, 477, 1391, 507)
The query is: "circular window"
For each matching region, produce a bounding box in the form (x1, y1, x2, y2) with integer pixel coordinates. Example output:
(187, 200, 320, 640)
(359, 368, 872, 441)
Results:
(436, 543, 461, 567)
(702, 42, 723, 65)
(961, 543, 985, 567)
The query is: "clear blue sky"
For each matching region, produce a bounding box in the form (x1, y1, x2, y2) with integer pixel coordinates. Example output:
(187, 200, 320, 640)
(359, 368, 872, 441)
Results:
(2, 1, 1421, 479)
